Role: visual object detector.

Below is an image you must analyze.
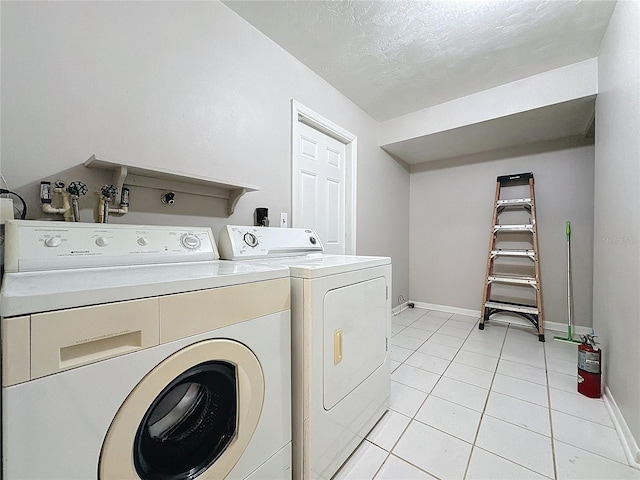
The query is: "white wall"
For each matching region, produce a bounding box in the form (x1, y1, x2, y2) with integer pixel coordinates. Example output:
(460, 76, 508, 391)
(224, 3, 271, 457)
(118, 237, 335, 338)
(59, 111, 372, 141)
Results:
(594, 0, 640, 456)
(409, 144, 595, 329)
(0, 1, 410, 305)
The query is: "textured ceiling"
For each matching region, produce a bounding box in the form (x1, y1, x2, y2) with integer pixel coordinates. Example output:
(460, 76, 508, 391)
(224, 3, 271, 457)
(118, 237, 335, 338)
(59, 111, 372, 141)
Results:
(223, 0, 616, 121)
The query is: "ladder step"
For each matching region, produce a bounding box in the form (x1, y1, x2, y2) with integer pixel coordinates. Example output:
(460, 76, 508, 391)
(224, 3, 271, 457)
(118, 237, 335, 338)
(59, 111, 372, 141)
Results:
(497, 172, 533, 185)
(491, 249, 535, 258)
(484, 301, 539, 315)
(496, 198, 532, 207)
(488, 274, 537, 286)
(494, 224, 533, 233)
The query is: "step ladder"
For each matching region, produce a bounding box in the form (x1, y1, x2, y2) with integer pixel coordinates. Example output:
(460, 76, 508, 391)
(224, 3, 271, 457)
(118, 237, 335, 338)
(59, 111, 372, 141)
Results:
(479, 172, 545, 341)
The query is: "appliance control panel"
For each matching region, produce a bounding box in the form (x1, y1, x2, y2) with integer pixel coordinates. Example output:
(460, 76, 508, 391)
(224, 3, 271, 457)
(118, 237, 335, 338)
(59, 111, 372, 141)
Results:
(217, 225, 323, 260)
(3, 220, 218, 272)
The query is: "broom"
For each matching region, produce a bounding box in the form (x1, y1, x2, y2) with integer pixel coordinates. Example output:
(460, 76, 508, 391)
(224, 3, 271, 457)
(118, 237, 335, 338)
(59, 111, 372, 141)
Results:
(554, 221, 581, 344)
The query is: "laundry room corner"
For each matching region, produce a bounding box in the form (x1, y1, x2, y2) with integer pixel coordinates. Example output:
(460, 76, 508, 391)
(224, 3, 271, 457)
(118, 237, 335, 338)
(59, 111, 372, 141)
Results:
(3, 0, 639, 478)
(0, 0, 410, 308)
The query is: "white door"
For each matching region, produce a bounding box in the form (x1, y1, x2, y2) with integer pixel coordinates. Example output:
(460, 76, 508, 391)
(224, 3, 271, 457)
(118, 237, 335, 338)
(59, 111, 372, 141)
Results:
(294, 121, 346, 254)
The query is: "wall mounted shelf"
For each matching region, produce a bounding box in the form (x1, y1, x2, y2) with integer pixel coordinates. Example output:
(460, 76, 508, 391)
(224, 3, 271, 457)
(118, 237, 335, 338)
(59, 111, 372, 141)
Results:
(84, 155, 259, 216)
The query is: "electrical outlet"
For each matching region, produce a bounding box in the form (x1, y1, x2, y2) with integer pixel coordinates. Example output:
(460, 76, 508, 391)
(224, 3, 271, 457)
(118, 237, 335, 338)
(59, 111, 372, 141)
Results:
(280, 212, 288, 228)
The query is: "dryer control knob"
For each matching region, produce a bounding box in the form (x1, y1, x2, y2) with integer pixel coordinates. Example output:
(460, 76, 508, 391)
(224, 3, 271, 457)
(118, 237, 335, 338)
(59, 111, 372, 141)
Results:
(181, 234, 201, 250)
(95, 237, 109, 247)
(137, 237, 149, 246)
(44, 236, 62, 247)
(243, 232, 258, 248)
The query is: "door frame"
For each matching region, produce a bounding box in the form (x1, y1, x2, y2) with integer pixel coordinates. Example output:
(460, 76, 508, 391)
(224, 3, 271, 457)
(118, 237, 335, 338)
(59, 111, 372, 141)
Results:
(291, 99, 357, 255)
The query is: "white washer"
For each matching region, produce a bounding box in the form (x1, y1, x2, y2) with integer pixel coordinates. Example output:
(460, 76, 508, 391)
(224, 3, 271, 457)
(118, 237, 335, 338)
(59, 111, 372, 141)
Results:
(1, 220, 292, 480)
(218, 226, 391, 480)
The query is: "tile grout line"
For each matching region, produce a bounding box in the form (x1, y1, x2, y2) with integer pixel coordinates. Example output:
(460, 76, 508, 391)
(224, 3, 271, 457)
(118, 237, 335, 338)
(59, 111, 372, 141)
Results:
(462, 318, 508, 479)
(473, 322, 563, 477)
(387, 309, 472, 479)
(489, 386, 548, 409)
(399, 310, 455, 480)
(369, 447, 389, 480)
(470, 445, 555, 480)
(480, 412, 552, 439)
(553, 438, 640, 468)
(547, 399, 616, 428)
(395, 310, 568, 479)
(369, 418, 427, 479)
(392, 310, 635, 479)
(544, 340, 629, 473)
(544, 338, 559, 480)
(370, 355, 435, 480)
(365, 308, 436, 479)
(376, 309, 445, 479)
(395, 311, 494, 479)
(380, 453, 447, 480)
(391, 310, 453, 374)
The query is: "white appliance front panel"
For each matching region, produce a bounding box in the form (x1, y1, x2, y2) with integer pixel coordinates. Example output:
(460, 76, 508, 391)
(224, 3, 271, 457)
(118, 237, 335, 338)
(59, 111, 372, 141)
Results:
(295, 264, 391, 480)
(2, 310, 291, 480)
(218, 225, 323, 260)
(323, 276, 387, 409)
(3, 220, 218, 272)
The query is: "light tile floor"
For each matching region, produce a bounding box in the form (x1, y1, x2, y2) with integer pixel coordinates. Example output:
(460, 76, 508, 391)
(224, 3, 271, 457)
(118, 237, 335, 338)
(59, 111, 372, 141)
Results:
(334, 308, 640, 480)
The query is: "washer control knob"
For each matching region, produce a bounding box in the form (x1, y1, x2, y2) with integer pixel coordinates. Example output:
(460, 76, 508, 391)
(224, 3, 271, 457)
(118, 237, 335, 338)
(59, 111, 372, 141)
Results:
(243, 232, 258, 248)
(44, 236, 62, 247)
(95, 237, 109, 247)
(181, 234, 201, 250)
(309, 236, 317, 245)
(137, 237, 149, 246)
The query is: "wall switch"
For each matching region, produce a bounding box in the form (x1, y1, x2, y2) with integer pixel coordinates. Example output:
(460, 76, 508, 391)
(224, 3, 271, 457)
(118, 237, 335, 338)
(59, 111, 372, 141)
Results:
(280, 212, 288, 228)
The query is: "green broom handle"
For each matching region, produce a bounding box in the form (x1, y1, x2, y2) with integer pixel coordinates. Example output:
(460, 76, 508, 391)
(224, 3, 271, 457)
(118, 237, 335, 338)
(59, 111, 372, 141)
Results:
(567, 220, 572, 332)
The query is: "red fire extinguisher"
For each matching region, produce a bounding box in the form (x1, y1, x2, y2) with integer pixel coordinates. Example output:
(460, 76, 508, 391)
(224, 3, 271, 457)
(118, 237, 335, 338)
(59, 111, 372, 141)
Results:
(578, 333, 601, 398)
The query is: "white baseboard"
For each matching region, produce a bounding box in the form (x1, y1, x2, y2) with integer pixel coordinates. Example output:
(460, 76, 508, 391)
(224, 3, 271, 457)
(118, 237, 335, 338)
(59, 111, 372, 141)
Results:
(392, 302, 410, 316)
(603, 386, 640, 469)
(543, 321, 592, 336)
(410, 301, 593, 335)
(410, 302, 481, 318)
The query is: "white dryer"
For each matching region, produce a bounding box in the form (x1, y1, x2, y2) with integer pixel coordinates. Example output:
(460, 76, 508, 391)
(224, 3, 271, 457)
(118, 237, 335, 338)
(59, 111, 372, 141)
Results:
(0, 220, 292, 480)
(218, 226, 391, 480)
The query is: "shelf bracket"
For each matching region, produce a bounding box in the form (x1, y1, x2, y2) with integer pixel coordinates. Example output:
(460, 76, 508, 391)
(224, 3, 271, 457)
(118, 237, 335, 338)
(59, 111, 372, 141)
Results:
(228, 188, 248, 216)
(112, 165, 128, 193)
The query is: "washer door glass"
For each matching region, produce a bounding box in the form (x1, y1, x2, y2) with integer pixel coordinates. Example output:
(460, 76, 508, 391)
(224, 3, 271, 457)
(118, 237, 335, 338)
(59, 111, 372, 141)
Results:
(99, 339, 265, 480)
(134, 361, 236, 480)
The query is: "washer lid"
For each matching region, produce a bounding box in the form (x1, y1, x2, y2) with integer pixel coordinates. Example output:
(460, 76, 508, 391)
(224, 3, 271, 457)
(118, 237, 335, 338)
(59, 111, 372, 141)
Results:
(0, 261, 289, 317)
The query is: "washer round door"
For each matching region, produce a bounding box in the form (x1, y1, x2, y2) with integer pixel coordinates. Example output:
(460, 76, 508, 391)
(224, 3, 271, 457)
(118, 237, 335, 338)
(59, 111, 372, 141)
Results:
(99, 339, 264, 480)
